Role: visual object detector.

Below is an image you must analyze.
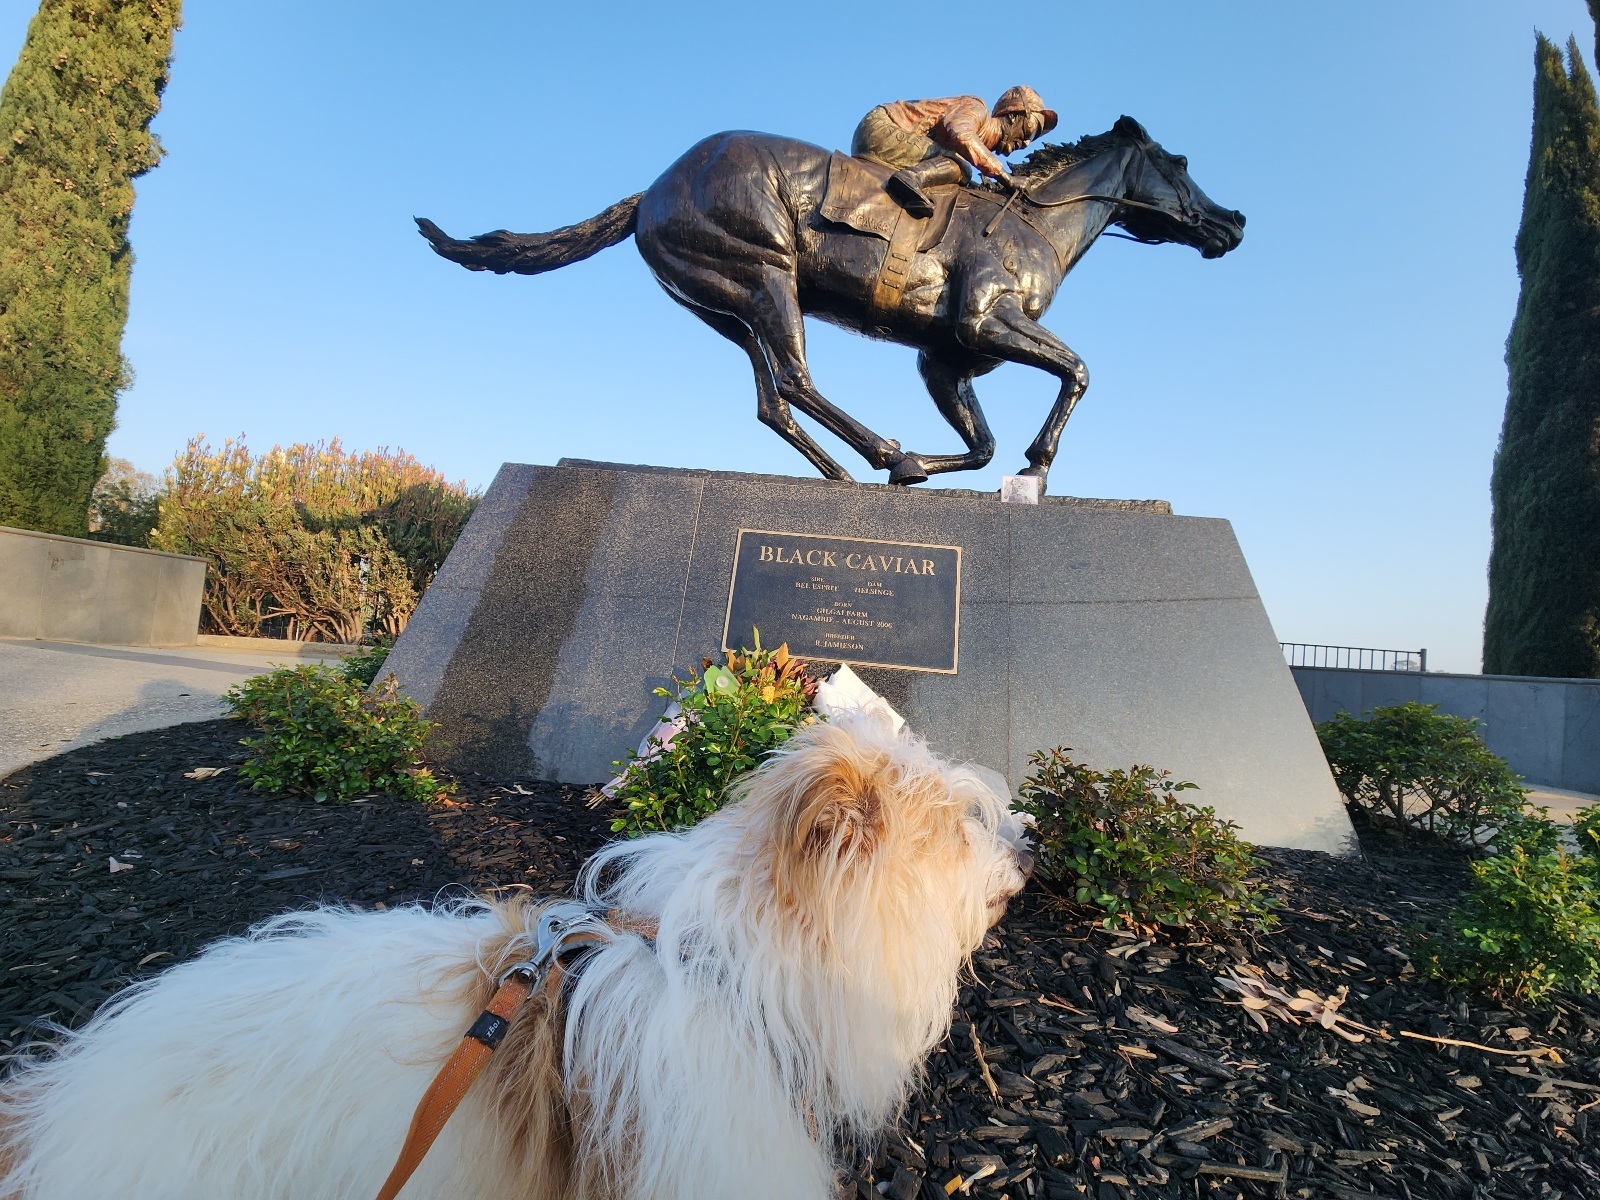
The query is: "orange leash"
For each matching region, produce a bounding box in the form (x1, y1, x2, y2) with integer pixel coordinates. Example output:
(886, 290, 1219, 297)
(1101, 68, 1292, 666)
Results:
(371, 906, 619, 1200)
(372, 968, 538, 1200)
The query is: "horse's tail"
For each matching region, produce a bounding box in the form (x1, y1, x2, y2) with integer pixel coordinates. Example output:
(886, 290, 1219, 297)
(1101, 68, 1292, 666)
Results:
(414, 194, 642, 275)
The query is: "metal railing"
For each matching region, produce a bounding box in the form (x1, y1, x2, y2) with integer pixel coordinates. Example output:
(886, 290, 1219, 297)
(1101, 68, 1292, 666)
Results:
(1281, 642, 1427, 673)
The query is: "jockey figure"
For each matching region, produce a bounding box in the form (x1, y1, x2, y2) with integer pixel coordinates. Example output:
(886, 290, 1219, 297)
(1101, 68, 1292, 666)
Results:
(851, 86, 1059, 217)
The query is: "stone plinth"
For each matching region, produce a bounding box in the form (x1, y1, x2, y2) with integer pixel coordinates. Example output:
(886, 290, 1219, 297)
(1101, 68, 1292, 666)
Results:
(382, 461, 1354, 853)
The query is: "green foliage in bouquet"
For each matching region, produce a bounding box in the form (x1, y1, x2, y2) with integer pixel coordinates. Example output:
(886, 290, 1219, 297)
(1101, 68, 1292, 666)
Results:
(1015, 748, 1274, 931)
(225, 663, 450, 805)
(603, 635, 819, 836)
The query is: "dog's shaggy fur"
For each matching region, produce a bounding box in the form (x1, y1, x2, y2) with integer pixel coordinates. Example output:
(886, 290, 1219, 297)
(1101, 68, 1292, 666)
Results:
(0, 715, 1029, 1200)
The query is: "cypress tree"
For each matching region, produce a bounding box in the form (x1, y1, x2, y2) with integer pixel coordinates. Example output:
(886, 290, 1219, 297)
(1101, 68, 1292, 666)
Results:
(0, 1, 180, 537)
(1484, 10, 1600, 678)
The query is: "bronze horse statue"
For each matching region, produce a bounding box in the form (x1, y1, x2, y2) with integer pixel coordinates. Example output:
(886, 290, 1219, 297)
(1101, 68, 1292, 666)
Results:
(417, 116, 1244, 491)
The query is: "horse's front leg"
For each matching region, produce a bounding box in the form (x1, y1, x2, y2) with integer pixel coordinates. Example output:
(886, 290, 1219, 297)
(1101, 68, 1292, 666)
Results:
(903, 349, 1002, 478)
(674, 296, 853, 481)
(956, 294, 1088, 492)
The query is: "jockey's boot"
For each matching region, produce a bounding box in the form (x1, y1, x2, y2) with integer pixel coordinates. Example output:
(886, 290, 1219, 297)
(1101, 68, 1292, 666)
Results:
(886, 156, 967, 218)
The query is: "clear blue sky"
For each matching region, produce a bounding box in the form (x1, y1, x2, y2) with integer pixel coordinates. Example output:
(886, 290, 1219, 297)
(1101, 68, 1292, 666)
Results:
(3, 1, 1596, 673)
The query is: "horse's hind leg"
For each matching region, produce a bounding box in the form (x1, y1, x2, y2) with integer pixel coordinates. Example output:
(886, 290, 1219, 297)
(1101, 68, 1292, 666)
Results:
(741, 269, 912, 476)
(909, 350, 1000, 477)
(675, 299, 853, 481)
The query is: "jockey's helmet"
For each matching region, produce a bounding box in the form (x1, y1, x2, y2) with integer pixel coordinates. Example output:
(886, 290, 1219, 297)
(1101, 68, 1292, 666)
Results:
(992, 86, 1058, 138)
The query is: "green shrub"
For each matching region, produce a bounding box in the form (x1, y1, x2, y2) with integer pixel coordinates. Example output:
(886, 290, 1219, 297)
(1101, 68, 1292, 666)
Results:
(152, 436, 478, 643)
(339, 635, 394, 688)
(1015, 748, 1274, 931)
(1436, 834, 1600, 1004)
(87, 459, 162, 548)
(1315, 702, 1527, 846)
(1491, 805, 1565, 856)
(1574, 805, 1600, 859)
(224, 664, 449, 805)
(1432, 804, 1600, 1002)
(603, 638, 818, 836)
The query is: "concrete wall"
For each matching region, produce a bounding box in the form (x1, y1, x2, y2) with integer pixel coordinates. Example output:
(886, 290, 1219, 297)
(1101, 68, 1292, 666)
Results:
(1292, 666, 1600, 794)
(0, 525, 207, 647)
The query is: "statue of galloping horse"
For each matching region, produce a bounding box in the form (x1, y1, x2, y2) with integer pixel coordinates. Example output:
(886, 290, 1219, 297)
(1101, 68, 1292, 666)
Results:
(417, 116, 1244, 491)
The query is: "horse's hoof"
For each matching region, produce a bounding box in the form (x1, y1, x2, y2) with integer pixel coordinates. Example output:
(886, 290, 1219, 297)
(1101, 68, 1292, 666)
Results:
(1017, 465, 1049, 495)
(888, 456, 930, 486)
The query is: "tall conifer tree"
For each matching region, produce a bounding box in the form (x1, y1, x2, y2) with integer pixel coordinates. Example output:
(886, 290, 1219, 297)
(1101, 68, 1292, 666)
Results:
(1484, 7, 1600, 678)
(0, 1, 180, 537)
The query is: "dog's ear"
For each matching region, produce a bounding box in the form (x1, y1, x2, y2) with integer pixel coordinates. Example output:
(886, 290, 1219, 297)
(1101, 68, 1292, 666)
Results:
(771, 738, 891, 911)
(792, 755, 887, 861)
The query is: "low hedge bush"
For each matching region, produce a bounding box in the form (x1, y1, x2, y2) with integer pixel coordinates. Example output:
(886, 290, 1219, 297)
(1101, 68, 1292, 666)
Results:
(603, 638, 818, 836)
(1316, 704, 1600, 1001)
(1316, 702, 1526, 847)
(338, 635, 394, 688)
(1433, 806, 1600, 1003)
(225, 664, 449, 805)
(1015, 748, 1274, 931)
(153, 436, 477, 643)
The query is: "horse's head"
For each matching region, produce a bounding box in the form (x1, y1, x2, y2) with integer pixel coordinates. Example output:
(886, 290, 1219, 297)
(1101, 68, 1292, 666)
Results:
(1019, 117, 1246, 260)
(1105, 116, 1245, 258)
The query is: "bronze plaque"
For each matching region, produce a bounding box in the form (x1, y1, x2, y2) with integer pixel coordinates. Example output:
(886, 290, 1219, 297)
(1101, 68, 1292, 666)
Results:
(722, 530, 961, 673)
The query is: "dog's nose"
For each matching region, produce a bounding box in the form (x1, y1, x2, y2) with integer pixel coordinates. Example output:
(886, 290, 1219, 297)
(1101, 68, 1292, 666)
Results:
(1014, 849, 1035, 878)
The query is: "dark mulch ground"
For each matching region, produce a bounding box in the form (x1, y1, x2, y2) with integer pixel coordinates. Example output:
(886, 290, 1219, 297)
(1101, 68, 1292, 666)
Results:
(4, 720, 1599, 1200)
(0, 719, 608, 1039)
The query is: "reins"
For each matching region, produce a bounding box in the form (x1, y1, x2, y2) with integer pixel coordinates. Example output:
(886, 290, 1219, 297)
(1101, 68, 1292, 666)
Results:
(1023, 191, 1182, 215)
(980, 144, 1196, 244)
(370, 902, 647, 1200)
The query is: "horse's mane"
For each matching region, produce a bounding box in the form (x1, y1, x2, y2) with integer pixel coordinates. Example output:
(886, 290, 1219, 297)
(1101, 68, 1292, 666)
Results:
(1005, 131, 1123, 184)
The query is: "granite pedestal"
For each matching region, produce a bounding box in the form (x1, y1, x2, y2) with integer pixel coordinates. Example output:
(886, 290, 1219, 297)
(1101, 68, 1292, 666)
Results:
(382, 460, 1354, 853)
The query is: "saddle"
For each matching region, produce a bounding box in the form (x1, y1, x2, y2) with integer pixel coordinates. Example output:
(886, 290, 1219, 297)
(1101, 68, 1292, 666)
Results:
(819, 151, 963, 310)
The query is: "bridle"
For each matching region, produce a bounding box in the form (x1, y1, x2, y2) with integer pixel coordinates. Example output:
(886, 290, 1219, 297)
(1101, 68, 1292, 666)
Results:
(983, 139, 1199, 245)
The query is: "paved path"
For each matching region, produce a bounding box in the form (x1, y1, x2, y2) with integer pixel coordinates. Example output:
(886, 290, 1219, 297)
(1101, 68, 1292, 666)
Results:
(0, 638, 349, 780)
(1526, 784, 1600, 822)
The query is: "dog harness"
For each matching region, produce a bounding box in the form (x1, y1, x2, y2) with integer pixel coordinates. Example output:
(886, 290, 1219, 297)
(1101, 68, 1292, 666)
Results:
(371, 902, 628, 1200)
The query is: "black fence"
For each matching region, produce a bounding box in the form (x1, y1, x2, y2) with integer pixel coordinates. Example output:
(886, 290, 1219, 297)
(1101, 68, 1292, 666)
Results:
(1281, 642, 1427, 673)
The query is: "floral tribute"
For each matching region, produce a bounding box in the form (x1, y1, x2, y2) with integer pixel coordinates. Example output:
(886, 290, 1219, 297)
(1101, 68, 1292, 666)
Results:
(600, 634, 820, 835)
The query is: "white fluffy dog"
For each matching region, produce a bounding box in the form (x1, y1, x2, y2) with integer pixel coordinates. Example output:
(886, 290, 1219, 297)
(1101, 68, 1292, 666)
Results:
(0, 714, 1029, 1200)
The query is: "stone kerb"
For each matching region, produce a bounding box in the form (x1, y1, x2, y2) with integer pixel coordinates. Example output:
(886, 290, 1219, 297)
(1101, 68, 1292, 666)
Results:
(0, 525, 207, 648)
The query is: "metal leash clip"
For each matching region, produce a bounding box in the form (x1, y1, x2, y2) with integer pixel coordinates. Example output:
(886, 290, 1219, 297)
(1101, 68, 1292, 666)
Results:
(498, 901, 610, 987)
